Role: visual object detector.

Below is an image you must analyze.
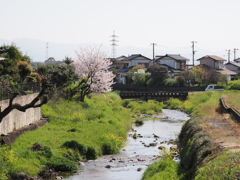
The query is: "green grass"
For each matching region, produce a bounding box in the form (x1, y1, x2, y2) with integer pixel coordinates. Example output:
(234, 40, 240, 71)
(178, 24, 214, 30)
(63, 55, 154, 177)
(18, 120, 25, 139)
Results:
(0, 92, 164, 178)
(195, 152, 240, 180)
(142, 153, 185, 180)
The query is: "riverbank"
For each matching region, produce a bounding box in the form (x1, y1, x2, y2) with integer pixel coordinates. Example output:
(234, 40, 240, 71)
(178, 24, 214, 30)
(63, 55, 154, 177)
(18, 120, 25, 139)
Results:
(0, 92, 163, 179)
(143, 91, 240, 180)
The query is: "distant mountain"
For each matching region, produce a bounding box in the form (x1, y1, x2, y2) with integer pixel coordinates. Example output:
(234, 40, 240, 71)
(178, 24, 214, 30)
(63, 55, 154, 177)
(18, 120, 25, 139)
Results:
(0, 38, 226, 64)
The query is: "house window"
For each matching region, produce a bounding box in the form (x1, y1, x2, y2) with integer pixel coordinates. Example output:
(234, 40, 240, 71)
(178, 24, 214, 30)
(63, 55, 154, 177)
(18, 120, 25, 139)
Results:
(180, 62, 186, 70)
(123, 63, 129, 68)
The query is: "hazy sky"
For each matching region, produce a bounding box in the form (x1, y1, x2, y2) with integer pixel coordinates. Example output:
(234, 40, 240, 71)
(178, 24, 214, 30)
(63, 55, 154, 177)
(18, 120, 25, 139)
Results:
(1, 0, 240, 59)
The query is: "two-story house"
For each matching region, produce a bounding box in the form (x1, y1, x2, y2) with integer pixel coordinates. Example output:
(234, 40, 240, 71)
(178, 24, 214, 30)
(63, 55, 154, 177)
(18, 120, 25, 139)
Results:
(154, 54, 189, 78)
(225, 61, 240, 74)
(116, 54, 152, 84)
(196, 55, 236, 81)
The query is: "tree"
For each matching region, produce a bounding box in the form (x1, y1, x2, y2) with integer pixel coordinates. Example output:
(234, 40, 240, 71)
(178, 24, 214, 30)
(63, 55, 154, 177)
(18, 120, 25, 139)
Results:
(131, 69, 150, 86)
(36, 64, 78, 88)
(0, 71, 53, 122)
(147, 64, 169, 87)
(181, 69, 192, 86)
(189, 66, 204, 86)
(17, 61, 32, 83)
(73, 47, 115, 102)
(128, 65, 145, 85)
(63, 56, 73, 65)
(0, 43, 31, 83)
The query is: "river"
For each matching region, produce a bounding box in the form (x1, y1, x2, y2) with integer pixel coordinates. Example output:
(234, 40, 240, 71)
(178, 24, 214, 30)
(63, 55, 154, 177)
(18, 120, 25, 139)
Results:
(63, 109, 190, 180)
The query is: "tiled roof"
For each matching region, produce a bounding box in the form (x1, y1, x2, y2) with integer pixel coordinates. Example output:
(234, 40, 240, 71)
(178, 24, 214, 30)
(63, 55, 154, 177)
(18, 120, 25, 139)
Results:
(155, 54, 189, 61)
(116, 66, 134, 72)
(226, 62, 240, 67)
(217, 68, 237, 75)
(197, 55, 227, 61)
(193, 64, 237, 75)
(122, 54, 151, 61)
(234, 58, 240, 62)
(160, 64, 182, 73)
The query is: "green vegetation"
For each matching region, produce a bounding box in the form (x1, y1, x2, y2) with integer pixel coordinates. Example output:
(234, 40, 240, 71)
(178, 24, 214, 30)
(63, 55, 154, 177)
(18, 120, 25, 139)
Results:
(144, 90, 240, 180)
(125, 100, 163, 116)
(142, 153, 185, 180)
(0, 92, 163, 179)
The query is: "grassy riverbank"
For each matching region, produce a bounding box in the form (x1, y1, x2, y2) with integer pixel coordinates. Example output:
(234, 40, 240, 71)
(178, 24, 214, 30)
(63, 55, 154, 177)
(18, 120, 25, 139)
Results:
(142, 91, 240, 180)
(0, 92, 163, 179)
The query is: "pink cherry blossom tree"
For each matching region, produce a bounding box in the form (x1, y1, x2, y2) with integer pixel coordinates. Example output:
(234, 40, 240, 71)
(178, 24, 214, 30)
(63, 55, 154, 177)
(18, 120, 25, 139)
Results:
(73, 46, 115, 102)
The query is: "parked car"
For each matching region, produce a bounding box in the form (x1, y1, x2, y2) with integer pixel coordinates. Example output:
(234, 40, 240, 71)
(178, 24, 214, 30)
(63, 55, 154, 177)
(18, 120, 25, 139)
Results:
(205, 85, 224, 91)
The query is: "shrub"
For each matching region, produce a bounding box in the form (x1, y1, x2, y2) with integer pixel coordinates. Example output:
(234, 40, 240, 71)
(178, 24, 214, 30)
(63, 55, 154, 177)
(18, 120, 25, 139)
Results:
(229, 82, 240, 90)
(61, 140, 87, 156)
(101, 143, 115, 155)
(142, 153, 184, 180)
(36, 146, 52, 158)
(164, 79, 178, 87)
(135, 119, 144, 126)
(46, 156, 77, 171)
(86, 146, 97, 160)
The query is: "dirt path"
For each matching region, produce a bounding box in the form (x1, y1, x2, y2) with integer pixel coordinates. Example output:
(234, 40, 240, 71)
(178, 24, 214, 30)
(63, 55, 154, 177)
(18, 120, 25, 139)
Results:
(201, 112, 240, 153)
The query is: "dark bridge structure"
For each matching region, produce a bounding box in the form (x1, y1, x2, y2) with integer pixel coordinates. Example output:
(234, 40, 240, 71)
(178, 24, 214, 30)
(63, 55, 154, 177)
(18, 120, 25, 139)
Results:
(120, 91, 188, 101)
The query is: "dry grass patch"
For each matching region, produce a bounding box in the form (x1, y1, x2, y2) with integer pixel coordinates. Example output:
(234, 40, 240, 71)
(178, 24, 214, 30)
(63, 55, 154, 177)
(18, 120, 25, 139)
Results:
(200, 113, 240, 152)
(222, 93, 240, 112)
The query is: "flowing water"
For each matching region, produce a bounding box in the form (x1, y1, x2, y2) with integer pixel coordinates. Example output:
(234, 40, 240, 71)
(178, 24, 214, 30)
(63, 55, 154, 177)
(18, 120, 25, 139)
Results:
(63, 109, 190, 180)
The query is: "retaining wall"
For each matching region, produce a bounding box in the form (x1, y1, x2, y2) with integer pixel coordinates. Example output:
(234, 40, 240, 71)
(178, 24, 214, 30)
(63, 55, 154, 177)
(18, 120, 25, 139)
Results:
(0, 93, 42, 134)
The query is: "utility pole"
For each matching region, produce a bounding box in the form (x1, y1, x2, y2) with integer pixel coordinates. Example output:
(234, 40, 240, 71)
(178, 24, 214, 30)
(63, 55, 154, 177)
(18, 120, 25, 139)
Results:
(233, 48, 238, 61)
(191, 41, 197, 66)
(46, 42, 49, 60)
(226, 49, 231, 63)
(110, 31, 118, 59)
(151, 43, 157, 64)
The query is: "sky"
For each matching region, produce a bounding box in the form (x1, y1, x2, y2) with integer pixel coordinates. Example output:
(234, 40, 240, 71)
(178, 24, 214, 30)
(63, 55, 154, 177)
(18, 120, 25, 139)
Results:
(1, 0, 240, 62)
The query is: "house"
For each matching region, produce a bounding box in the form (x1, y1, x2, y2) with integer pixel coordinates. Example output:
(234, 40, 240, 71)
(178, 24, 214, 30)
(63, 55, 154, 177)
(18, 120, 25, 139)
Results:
(197, 55, 226, 69)
(115, 54, 151, 84)
(45, 57, 64, 65)
(196, 55, 236, 81)
(154, 54, 189, 78)
(109, 55, 127, 69)
(225, 61, 240, 74)
(234, 58, 240, 63)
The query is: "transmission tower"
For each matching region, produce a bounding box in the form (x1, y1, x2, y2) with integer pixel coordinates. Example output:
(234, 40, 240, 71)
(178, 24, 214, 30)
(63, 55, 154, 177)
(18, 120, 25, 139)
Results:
(110, 31, 118, 59)
(46, 42, 49, 60)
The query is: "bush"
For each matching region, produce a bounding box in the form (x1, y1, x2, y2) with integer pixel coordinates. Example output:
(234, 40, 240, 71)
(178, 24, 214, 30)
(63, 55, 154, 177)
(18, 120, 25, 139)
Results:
(46, 156, 77, 171)
(135, 119, 144, 126)
(164, 79, 178, 87)
(86, 146, 97, 160)
(142, 153, 184, 180)
(229, 82, 240, 90)
(61, 140, 87, 156)
(101, 143, 115, 155)
(36, 146, 52, 158)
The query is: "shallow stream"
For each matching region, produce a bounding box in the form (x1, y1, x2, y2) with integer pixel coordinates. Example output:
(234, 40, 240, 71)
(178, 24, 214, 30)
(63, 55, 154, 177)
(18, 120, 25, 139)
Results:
(64, 109, 190, 180)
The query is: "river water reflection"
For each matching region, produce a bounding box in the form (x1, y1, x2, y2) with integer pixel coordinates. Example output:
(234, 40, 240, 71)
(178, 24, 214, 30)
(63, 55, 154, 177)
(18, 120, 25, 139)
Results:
(64, 109, 190, 180)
